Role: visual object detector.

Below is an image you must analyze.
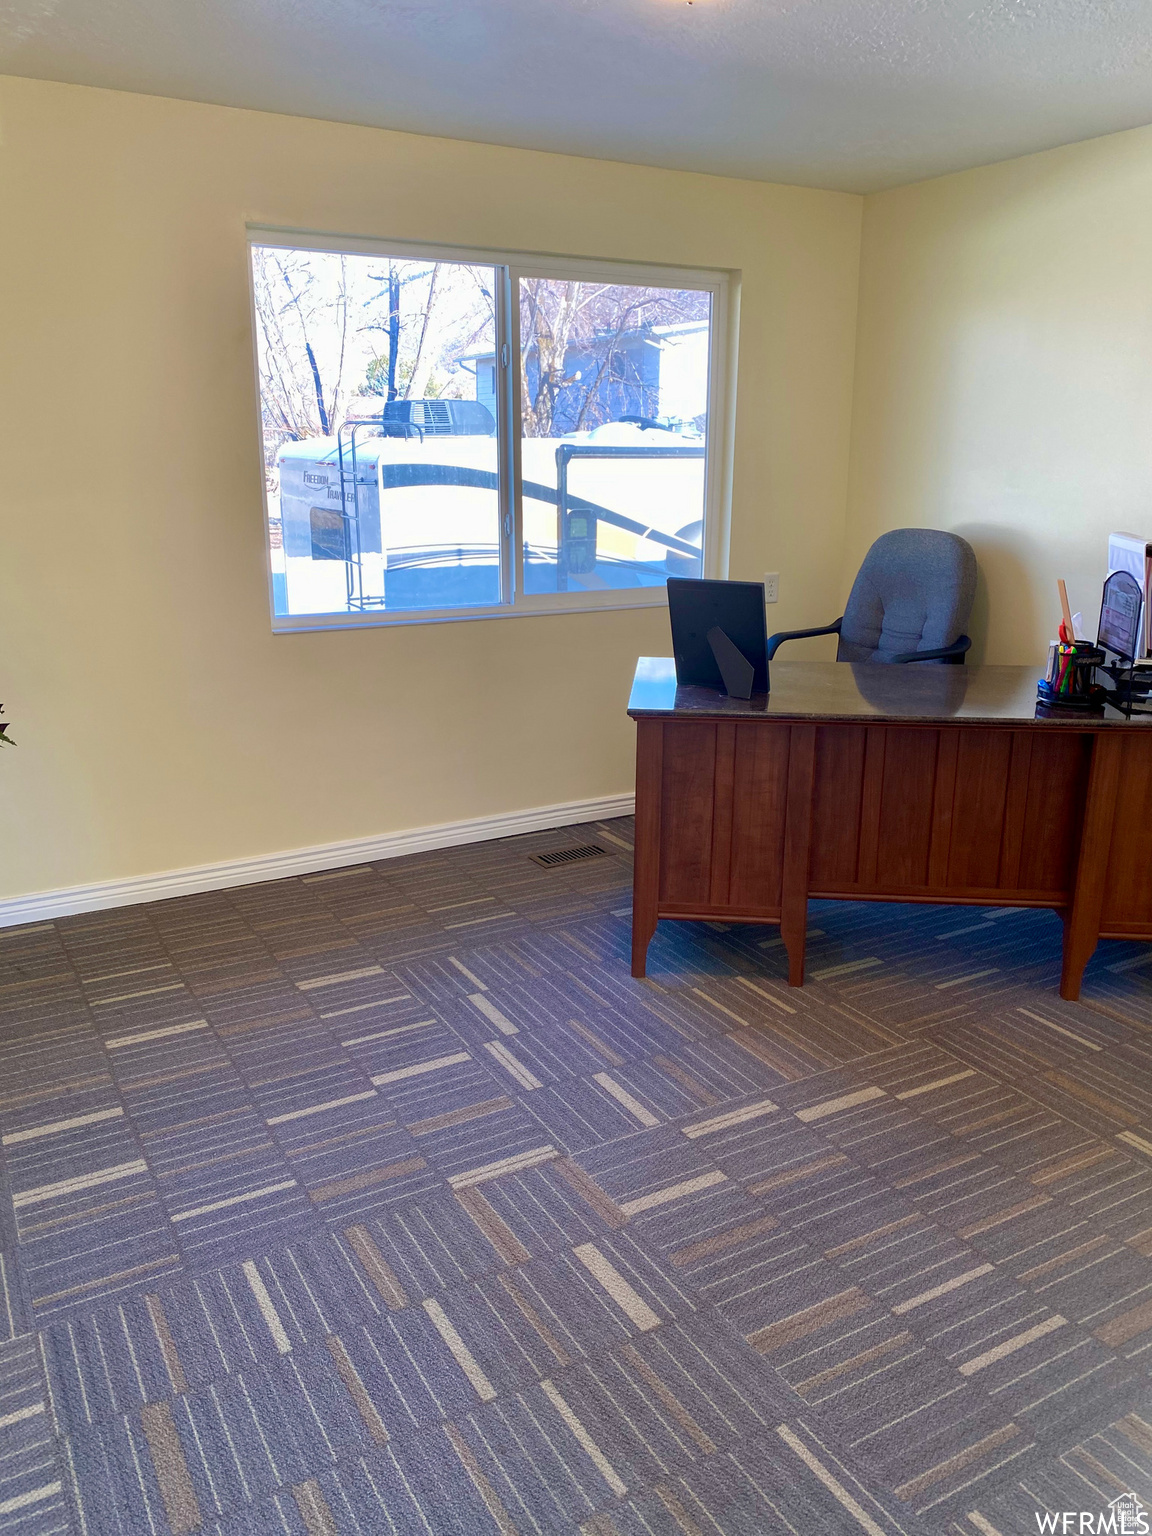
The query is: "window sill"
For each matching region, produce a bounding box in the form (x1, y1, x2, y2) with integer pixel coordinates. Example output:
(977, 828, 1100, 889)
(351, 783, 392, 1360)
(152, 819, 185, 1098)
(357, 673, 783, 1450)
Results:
(270, 589, 671, 634)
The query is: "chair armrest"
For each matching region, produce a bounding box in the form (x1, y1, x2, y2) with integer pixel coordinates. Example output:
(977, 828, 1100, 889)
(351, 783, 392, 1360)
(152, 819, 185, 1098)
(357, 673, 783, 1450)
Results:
(765, 618, 842, 661)
(891, 635, 972, 664)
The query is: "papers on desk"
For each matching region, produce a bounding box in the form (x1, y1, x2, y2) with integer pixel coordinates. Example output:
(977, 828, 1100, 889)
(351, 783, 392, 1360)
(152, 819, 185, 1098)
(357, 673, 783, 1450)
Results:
(1108, 532, 1152, 659)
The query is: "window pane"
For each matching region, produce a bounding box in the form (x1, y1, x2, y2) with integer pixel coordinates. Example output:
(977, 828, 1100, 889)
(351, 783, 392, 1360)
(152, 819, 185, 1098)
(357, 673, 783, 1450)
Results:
(252, 247, 502, 616)
(518, 278, 710, 594)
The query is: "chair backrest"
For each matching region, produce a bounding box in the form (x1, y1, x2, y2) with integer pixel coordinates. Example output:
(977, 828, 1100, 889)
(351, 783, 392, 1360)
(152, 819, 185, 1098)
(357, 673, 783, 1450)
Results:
(837, 529, 977, 663)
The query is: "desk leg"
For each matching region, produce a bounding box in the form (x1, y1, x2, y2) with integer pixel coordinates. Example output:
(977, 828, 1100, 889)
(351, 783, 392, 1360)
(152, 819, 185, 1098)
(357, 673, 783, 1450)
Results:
(631, 720, 663, 978)
(1061, 733, 1122, 1001)
(781, 724, 816, 987)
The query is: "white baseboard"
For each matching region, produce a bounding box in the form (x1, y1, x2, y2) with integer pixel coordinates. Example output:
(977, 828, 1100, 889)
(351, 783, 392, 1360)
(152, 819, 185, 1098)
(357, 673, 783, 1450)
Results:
(0, 792, 635, 929)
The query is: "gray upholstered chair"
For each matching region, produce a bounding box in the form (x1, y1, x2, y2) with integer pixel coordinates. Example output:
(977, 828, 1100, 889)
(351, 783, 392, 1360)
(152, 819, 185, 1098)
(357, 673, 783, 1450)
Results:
(766, 528, 977, 664)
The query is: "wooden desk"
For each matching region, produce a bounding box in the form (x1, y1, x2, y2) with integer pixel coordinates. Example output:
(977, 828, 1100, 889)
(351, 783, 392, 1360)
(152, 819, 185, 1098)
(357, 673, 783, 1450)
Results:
(628, 657, 1152, 1000)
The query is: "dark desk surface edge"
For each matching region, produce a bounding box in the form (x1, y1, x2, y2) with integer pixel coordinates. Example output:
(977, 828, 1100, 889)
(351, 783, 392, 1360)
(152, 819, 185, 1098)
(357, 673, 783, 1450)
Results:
(627, 657, 1152, 728)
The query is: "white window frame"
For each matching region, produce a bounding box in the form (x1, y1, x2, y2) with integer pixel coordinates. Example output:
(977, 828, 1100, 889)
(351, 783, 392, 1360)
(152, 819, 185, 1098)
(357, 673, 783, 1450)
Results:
(247, 227, 733, 632)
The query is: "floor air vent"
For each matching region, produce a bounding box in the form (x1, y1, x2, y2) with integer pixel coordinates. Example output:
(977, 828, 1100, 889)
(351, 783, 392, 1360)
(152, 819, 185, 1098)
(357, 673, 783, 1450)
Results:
(530, 844, 608, 868)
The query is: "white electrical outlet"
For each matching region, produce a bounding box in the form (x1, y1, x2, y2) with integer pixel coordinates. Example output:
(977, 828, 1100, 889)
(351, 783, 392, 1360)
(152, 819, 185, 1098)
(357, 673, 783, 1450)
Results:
(764, 572, 780, 604)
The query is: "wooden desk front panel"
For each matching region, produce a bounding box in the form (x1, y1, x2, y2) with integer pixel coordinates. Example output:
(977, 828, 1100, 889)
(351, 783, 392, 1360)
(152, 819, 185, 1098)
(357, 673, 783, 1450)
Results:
(809, 724, 1090, 904)
(651, 717, 1093, 915)
(1101, 734, 1152, 935)
(656, 719, 791, 917)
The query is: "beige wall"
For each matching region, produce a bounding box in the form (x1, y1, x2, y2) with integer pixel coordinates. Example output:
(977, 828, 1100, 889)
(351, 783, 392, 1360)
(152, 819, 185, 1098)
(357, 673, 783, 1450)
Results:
(0, 76, 862, 901)
(847, 123, 1152, 665)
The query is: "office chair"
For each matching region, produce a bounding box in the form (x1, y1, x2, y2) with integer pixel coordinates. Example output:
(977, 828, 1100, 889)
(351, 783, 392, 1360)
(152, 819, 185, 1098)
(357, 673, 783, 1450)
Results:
(766, 528, 977, 664)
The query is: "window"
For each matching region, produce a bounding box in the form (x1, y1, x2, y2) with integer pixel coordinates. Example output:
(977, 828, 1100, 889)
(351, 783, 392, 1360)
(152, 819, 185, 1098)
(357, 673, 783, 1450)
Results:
(249, 232, 729, 629)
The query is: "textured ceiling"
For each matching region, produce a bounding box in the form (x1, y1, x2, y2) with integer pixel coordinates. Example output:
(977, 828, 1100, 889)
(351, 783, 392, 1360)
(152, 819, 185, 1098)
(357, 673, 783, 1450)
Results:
(3, 0, 1152, 192)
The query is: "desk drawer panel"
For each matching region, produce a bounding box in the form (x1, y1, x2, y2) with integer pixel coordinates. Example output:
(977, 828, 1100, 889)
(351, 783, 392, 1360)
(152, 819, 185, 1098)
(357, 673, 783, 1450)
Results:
(946, 730, 1015, 888)
(810, 725, 868, 886)
(728, 721, 790, 910)
(655, 719, 791, 912)
(1015, 732, 1090, 896)
(658, 722, 718, 905)
(1101, 734, 1152, 930)
(811, 723, 942, 888)
(875, 727, 940, 887)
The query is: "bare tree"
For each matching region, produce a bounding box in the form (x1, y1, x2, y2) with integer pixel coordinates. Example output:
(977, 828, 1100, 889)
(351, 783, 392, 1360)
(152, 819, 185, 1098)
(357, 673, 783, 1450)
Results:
(518, 280, 709, 438)
(384, 263, 401, 400)
(251, 248, 354, 475)
(362, 262, 445, 400)
(519, 280, 585, 437)
(406, 264, 442, 399)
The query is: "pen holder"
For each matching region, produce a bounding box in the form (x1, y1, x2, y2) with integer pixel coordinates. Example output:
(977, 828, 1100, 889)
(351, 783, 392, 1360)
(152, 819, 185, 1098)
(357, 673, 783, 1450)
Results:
(1037, 641, 1106, 712)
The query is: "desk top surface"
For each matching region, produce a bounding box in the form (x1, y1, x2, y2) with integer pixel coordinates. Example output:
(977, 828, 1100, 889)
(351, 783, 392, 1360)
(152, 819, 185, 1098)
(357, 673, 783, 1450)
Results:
(627, 657, 1152, 727)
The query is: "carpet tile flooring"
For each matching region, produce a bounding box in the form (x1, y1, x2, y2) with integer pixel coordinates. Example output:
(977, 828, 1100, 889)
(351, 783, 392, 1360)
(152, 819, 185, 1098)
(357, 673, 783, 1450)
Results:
(3, 818, 1152, 1533)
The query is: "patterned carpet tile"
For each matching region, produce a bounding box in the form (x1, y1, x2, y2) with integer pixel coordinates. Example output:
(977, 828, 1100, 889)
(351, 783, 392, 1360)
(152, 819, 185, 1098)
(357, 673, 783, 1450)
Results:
(4, 817, 1152, 1531)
